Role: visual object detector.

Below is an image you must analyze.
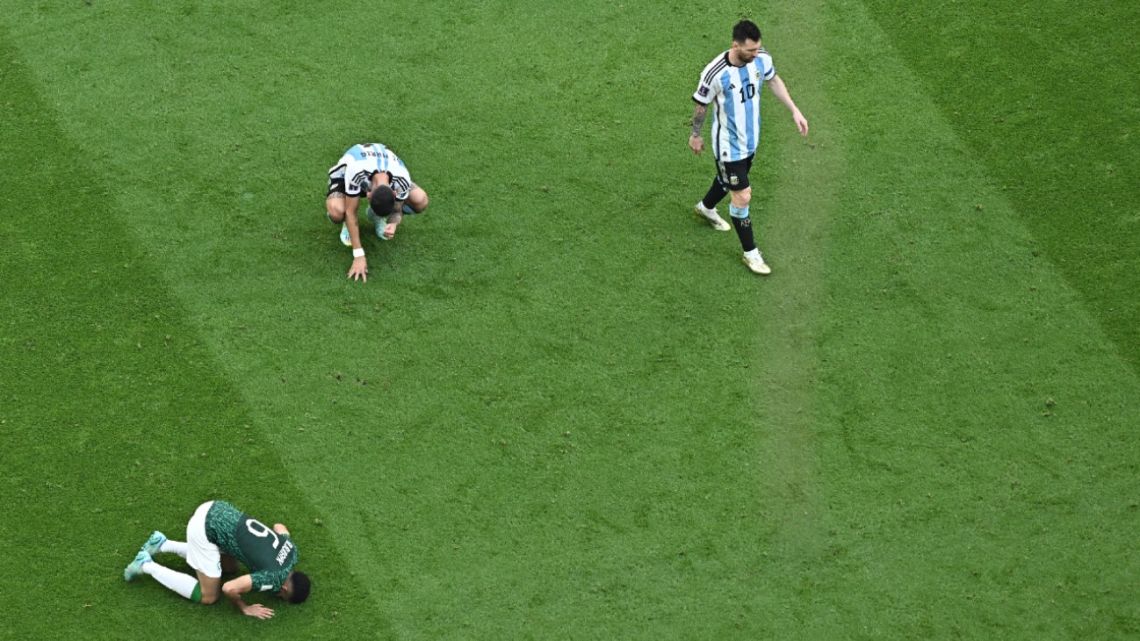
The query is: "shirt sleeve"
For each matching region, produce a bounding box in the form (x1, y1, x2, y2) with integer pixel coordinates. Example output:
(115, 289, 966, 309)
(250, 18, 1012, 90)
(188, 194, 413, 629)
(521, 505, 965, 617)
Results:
(345, 161, 371, 197)
(692, 77, 715, 105)
(250, 568, 288, 593)
(760, 53, 776, 81)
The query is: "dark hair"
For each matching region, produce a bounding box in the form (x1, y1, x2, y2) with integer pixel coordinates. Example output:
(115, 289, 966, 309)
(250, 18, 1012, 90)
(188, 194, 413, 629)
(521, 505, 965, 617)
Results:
(732, 20, 761, 43)
(289, 571, 311, 604)
(369, 184, 396, 216)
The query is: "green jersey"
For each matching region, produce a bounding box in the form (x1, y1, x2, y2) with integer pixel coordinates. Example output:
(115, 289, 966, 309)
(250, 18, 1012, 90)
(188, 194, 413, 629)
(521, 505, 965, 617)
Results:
(205, 501, 298, 593)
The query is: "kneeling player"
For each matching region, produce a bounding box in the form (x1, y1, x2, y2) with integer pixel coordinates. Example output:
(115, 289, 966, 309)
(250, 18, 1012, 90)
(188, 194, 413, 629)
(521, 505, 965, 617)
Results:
(325, 142, 431, 282)
(124, 500, 311, 619)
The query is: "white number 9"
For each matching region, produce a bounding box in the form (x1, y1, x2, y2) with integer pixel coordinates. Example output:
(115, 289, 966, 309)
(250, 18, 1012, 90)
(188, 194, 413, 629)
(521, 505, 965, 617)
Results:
(245, 519, 281, 549)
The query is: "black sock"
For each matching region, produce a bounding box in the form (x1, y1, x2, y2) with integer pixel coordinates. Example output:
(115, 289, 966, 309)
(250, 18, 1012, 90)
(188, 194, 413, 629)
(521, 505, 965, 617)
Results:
(701, 178, 727, 210)
(731, 215, 756, 252)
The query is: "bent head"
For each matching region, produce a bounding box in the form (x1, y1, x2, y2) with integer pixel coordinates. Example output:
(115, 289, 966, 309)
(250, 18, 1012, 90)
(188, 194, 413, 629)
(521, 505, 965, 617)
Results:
(279, 571, 311, 604)
(731, 20, 762, 63)
(369, 185, 397, 216)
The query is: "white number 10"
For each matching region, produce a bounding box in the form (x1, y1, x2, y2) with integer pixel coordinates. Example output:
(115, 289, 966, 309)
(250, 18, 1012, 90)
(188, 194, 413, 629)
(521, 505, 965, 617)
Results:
(245, 519, 280, 549)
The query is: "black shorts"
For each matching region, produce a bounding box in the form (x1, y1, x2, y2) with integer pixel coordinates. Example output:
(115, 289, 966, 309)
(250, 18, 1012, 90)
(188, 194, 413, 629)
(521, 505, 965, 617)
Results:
(715, 155, 754, 191)
(326, 164, 349, 197)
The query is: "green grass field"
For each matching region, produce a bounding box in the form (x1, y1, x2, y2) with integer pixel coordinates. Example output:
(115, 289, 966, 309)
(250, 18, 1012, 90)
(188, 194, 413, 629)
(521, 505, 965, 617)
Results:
(2, 1, 1137, 639)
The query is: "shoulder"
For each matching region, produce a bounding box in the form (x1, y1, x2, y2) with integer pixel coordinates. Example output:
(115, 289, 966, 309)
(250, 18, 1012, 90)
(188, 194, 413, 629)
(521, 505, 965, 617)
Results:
(755, 50, 775, 75)
(699, 52, 730, 81)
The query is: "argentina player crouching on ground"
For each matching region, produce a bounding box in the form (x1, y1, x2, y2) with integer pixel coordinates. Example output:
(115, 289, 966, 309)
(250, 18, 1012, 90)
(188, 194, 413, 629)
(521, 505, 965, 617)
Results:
(688, 19, 809, 275)
(325, 142, 431, 282)
(124, 500, 311, 619)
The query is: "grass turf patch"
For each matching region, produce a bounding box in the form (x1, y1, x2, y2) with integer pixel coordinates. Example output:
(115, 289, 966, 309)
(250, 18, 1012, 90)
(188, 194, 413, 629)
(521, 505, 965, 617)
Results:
(0, 27, 389, 641)
(859, 0, 1140, 375)
(1, 1, 1136, 639)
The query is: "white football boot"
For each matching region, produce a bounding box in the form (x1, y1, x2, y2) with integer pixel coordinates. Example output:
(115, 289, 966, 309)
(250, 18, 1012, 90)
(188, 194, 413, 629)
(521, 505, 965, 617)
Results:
(742, 250, 772, 275)
(694, 201, 731, 231)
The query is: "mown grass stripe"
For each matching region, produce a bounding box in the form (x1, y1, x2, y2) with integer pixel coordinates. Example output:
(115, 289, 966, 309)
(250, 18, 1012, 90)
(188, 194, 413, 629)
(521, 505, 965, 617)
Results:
(810, 2, 1140, 638)
(0, 30, 391, 640)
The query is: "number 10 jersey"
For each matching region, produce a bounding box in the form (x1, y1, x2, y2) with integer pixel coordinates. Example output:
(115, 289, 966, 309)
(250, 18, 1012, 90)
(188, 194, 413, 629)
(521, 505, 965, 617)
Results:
(692, 50, 776, 162)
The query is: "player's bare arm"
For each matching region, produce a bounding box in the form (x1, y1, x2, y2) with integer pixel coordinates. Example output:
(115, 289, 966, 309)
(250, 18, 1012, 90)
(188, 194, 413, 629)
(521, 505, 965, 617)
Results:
(766, 74, 809, 136)
(365, 172, 403, 240)
(384, 208, 404, 239)
(124, 501, 310, 615)
(344, 196, 368, 282)
(689, 103, 708, 154)
(222, 574, 275, 620)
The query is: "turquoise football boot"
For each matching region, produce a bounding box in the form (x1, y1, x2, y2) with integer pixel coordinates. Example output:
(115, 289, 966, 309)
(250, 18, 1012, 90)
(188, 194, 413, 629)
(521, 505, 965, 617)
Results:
(124, 551, 151, 582)
(140, 530, 166, 557)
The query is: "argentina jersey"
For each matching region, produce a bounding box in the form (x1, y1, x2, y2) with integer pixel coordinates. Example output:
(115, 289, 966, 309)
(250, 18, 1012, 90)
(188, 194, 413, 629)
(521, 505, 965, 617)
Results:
(692, 51, 776, 161)
(337, 143, 413, 200)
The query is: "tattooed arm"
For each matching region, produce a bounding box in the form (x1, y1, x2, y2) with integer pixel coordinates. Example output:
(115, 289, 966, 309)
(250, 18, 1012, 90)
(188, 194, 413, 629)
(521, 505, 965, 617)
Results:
(380, 207, 404, 240)
(688, 103, 708, 154)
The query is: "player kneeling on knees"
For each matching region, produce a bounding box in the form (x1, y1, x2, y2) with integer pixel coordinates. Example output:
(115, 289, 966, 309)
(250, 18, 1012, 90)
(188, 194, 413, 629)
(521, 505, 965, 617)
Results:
(124, 500, 311, 619)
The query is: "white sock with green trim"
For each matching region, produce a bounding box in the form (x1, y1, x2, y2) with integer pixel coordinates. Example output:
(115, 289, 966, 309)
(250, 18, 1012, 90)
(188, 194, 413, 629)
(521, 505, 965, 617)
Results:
(159, 540, 188, 558)
(143, 561, 201, 602)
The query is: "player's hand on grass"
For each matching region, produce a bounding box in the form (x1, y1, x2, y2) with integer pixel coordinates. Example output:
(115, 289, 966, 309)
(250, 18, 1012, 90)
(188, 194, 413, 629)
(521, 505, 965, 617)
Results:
(348, 256, 368, 282)
(383, 221, 398, 240)
(241, 603, 275, 620)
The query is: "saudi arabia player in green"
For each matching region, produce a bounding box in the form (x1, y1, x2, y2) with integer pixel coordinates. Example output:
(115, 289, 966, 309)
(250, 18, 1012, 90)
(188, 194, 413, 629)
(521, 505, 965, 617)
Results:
(124, 500, 311, 619)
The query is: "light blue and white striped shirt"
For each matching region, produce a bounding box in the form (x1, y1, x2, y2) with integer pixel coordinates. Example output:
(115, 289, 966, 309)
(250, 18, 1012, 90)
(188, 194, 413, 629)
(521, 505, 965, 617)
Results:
(692, 51, 776, 161)
(335, 142, 412, 200)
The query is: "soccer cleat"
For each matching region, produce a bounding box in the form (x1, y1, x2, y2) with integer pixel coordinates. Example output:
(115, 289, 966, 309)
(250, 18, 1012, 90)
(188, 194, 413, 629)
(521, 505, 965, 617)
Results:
(140, 531, 167, 557)
(742, 252, 772, 275)
(339, 223, 351, 247)
(367, 207, 389, 240)
(694, 202, 731, 231)
(124, 551, 151, 582)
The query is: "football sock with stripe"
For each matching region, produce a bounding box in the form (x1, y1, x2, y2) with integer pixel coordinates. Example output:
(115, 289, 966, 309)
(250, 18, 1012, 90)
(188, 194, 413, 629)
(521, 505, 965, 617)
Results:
(729, 205, 756, 252)
(143, 561, 202, 602)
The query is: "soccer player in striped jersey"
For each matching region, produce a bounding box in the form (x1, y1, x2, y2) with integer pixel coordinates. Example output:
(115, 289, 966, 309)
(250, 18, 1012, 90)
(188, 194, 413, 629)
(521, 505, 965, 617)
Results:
(325, 142, 431, 282)
(123, 500, 310, 619)
(688, 20, 809, 275)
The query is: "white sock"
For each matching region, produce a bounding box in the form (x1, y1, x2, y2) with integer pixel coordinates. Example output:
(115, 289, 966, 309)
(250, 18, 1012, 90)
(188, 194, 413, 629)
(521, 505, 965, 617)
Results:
(160, 540, 188, 558)
(143, 561, 200, 601)
(744, 248, 761, 259)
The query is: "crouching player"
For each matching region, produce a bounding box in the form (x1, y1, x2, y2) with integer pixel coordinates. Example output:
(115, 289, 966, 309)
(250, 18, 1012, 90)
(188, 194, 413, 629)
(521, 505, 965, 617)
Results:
(124, 500, 311, 619)
(325, 142, 431, 282)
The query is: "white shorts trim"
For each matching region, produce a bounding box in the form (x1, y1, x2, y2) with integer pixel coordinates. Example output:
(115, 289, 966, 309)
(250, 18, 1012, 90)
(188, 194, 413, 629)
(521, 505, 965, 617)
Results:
(185, 501, 222, 578)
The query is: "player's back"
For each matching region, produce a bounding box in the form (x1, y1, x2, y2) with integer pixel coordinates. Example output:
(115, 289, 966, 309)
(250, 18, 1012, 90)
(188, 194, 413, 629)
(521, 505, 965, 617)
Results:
(205, 501, 297, 572)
